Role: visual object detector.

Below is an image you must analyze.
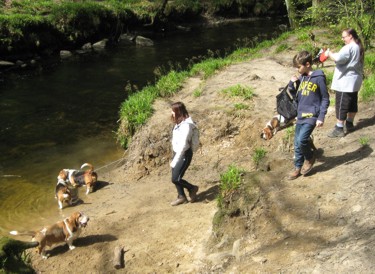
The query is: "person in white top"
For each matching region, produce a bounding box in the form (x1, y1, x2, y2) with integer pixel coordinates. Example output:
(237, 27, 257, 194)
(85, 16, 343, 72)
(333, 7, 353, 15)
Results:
(169, 102, 199, 206)
(326, 28, 364, 138)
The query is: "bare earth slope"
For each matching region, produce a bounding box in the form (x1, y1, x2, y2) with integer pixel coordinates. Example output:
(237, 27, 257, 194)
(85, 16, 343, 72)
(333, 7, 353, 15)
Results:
(29, 34, 375, 273)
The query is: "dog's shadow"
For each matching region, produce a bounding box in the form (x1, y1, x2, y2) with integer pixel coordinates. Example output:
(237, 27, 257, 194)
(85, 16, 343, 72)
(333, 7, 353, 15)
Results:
(46, 234, 117, 258)
(93, 180, 110, 192)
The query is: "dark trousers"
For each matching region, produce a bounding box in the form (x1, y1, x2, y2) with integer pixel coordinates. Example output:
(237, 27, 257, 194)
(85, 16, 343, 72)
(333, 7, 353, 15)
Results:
(171, 148, 194, 197)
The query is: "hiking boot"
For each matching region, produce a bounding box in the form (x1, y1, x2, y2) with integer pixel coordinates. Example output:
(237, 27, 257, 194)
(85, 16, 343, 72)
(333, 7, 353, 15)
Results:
(287, 168, 301, 180)
(170, 195, 188, 206)
(301, 153, 316, 175)
(188, 185, 199, 203)
(327, 126, 345, 138)
(345, 120, 354, 133)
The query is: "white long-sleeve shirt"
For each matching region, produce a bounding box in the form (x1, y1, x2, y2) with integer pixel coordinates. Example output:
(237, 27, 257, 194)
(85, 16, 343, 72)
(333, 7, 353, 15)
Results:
(170, 117, 195, 168)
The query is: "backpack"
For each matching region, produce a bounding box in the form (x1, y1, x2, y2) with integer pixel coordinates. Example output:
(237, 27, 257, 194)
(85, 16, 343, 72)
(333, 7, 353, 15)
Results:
(190, 123, 200, 152)
(276, 84, 298, 120)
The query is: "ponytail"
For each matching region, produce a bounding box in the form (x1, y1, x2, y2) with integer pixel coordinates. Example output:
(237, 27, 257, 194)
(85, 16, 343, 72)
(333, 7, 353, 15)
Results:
(344, 28, 365, 63)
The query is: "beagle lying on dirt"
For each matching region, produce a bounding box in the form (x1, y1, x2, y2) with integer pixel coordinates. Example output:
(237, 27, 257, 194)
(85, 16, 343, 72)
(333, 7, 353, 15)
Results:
(10, 211, 90, 259)
(55, 163, 98, 207)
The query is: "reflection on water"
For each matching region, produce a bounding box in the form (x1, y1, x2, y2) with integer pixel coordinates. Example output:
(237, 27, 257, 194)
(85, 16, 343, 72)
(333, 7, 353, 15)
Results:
(0, 18, 286, 234)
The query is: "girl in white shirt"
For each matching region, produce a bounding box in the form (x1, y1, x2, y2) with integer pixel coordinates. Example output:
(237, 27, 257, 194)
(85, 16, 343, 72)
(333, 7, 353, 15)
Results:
(170, 102, 199, 206)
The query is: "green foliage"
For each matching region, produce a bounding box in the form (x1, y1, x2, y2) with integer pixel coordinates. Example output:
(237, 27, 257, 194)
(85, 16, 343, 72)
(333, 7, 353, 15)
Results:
(252, 147, 266, 167)
(234, 103, 249, 110)
(364, 51, 375, 71)
(229, 38, 274, 62)
(0, 14, 53, 51)
(217, 165, 244, 209)
(49, 2, 117, 42)
(334, 0, 374, 49)
(156, 70, 189, 97)
(360, 51, 375, 102)
(329, 95, 336, 107)
(275, 43, 289, 53)
(193, 88, 202, 97)
(283, 126, 295, 149)
(221, 84, 254, 100)
(296, 42, 315, 53)
(358, 136, 370, 146)
(360, 74, 375, 102)
(297, 32, 311, 42)
(323, 70, 333, 90)
(189, 58, 230, 79)
(296, 1, 374, 50)
(117, 86, 158, 148)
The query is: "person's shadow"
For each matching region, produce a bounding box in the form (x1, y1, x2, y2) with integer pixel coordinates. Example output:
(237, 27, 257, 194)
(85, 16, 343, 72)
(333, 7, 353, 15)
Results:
(195, 184, 219, 203)
(351, 113, 375, 132)
(310, 145, 372, 174)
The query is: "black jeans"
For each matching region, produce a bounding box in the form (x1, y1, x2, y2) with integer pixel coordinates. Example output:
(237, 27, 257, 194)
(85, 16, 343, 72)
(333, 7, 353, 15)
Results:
(171, 148, 194, 197)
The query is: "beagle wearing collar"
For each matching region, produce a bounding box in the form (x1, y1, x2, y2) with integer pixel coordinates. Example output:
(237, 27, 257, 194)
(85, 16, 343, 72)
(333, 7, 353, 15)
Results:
(10, 211, 90, 259)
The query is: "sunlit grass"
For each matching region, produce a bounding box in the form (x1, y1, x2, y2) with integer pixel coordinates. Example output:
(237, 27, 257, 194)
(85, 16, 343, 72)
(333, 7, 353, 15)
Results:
(217, 164, 244, 209)
(252, 147, 267, 168)
(234, 103, 249, 110)
(193, 88, 202, 97)
(358, 136, 370, 146)
(360, 51, 375, 102)
(275, 43, 289, 53)
(221, 84, 254, 100)
(189, 58, 230, 79)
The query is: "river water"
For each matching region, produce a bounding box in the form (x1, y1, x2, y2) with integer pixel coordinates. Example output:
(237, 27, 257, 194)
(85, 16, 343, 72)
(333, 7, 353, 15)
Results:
(0, 18, 286, 233)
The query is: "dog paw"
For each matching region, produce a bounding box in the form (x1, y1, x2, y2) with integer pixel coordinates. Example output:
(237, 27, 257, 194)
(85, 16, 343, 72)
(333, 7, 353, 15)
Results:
(69, 245, 76, 250)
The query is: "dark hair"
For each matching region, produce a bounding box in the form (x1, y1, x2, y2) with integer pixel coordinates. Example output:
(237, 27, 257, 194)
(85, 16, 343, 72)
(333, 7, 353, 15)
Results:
(293, 51, 312, 68)
(343, 28, 365, 63)
(171, 101, 189, 124)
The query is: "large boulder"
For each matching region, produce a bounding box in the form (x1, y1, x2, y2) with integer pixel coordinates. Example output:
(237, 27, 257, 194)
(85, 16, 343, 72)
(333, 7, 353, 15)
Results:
(135, 36, 154, 46)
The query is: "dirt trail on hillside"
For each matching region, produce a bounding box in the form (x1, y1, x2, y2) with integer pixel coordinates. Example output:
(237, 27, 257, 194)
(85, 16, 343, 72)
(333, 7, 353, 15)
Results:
(23, 36, 375, 273)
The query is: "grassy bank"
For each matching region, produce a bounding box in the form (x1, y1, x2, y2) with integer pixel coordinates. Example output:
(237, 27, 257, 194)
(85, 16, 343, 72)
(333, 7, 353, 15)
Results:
(116, 27, 375, 149)
(0, 0, 285, 58)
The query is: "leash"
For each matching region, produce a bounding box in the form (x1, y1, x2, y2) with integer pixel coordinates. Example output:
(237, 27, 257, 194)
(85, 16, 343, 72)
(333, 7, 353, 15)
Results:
(95, 157, 126, 172)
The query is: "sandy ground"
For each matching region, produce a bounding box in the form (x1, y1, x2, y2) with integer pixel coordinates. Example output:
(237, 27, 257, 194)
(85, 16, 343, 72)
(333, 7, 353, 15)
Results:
(15, 32, 375, 273)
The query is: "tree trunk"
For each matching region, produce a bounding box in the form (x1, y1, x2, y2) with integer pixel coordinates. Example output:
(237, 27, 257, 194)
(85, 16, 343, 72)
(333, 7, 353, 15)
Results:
(311, 0, 323, 24)
(284, 0, 297, 29)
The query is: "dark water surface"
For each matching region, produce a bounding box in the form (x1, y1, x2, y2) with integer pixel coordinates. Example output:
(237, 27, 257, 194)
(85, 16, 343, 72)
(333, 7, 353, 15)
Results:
(0, 18, 286, 233)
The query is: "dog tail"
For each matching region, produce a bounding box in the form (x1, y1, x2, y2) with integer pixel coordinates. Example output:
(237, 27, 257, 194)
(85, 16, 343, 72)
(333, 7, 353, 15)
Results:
(10, 230, 35, 237)
(81, 163, 94, 171)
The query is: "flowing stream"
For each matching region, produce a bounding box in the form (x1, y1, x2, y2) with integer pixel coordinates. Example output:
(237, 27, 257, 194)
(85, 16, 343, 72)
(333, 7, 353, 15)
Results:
(0, 18, 286, 233)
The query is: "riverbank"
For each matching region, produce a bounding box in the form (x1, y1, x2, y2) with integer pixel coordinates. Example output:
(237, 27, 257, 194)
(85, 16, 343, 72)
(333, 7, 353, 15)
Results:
(0, 0, 286, 63)
(16, 29, 375, 273)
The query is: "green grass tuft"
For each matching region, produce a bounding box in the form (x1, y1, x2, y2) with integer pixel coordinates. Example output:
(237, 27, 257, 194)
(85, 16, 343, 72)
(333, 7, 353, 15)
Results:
(217, 165, 244, 209)
(252, 147, 267, 167)
(221, 84, 254, 100)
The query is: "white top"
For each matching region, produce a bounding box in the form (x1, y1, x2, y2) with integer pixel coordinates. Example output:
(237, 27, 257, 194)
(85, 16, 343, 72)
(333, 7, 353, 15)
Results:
(170, 117, 194, 168)
(331, 41, 363, 92)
